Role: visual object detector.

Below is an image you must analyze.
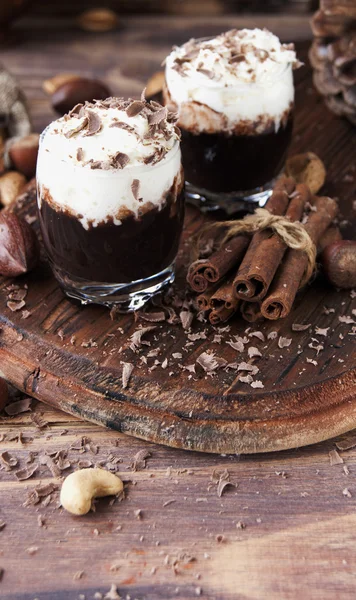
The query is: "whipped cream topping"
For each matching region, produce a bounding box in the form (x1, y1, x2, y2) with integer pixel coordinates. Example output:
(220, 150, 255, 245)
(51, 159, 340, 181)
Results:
(37, 97, 182, 229)
(40, 96, 180, 169)
(165, 28, 300, 133)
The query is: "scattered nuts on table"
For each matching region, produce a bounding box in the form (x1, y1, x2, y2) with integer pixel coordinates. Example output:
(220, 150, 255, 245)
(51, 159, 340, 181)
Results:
(321, 240, 356, 289)
(0, 171, 26, 207)
(60, 468, 124, 516)
(0, 212, 39, 277)
(51, 78, 111, 115)
(6, 133, 40, 179)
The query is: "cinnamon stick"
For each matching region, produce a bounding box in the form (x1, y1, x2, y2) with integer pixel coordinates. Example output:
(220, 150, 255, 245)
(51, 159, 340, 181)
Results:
(240, 301, 263, 323)
(187, 260, 210, 293)
(261, 195, 338, 320)
(195, 282, 221, 312)
(235, 183, 311, 302)
(187, 235, 249, 293)
(209, 305, 239, 325)
(233, 176, 296, 300)
(209, 276, 239, 312)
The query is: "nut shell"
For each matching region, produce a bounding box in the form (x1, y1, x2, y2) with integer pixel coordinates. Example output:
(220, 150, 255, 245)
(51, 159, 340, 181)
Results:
(0, 171, 26, 207)
(7, 134, 39, 179)
(321, 240, 356, 289)
(51, 78, 111, 115)
(43, 73, 83, 96)
(285, 152, 326, 195)
(0, 212, 39, 277)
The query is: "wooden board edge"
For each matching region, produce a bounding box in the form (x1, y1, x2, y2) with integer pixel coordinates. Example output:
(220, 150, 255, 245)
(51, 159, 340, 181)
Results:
(0, 325, 355, 454)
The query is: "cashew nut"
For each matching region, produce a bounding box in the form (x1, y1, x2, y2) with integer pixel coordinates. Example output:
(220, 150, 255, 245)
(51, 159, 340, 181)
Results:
(60, 468, 123, 516)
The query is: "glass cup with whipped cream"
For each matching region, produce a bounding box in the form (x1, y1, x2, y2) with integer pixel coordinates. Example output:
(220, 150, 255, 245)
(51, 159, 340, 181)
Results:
(36, 97, 184, 311)
(163, 28, 301, 213)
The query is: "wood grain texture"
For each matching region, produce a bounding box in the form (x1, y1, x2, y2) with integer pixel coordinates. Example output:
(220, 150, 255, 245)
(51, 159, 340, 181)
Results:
(1, 401, 356, 600)
(0, 26, 355, 454)
(0, 15, 355, 600)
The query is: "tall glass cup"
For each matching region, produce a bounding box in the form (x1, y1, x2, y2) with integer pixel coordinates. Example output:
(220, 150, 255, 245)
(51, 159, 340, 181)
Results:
(163, 31, 298, 214)
(37, 120, 184, 312)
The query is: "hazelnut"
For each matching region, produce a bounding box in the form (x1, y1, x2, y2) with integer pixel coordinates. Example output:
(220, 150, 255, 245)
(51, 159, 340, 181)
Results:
(285, 152, 326, 195)
(0, 378, 8, 412)
(321, 240, 356, 289)
(7, 134, 40, 179)
(51, 78, 111, 115)
(77, 9, 119, 32)
(0, 171, 26, 207)
(0, 212, 39, 277)
(43, 73, 83, 96)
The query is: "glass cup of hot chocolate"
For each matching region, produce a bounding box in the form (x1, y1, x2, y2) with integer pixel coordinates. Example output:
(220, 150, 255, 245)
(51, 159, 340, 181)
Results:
(163, 28, 301, 213)
(37, 96, 184, 311)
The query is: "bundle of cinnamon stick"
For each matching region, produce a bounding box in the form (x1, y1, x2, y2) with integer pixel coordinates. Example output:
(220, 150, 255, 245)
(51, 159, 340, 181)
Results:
(187, 168, 340, 325)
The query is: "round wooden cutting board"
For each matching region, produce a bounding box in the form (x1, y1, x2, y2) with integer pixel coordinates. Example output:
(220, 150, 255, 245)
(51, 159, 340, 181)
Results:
(0, 189, 355, 454)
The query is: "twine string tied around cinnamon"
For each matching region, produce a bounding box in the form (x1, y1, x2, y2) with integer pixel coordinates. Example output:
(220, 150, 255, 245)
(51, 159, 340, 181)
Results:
(199, 208, 317, 288)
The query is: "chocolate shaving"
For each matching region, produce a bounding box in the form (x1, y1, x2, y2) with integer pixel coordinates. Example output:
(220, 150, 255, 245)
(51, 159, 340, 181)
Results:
(131, 179, 141, 201)
(112, 152, 129, 169)
(39, 454, 61, 478)
(196, 352, 227, 373)
(4, 398, 32, 416)
(148, 106, 168, 125)
(121, 362, 134, 389)
(248, 347, 262, 358)
(68, 103, 84, 117)
(0, 451, 18, 468)
(109, 121, 137, 137)
(292, 323, 312, 332)
(213, 469, 236, 497)
(126, 100, 145, 117)
(329, 449, 344, 465)
(197, 67, 215, 79)
(15, 464, 38, 481)
(180, 309, 194, 330)
(229, 54, 246, 63)
(23, 482, 59, 506)
(7, 300, 26, 312)
(251, 380, 264, 389)
(129, 326, 156, 351)
(84, 109, 102, 136)
(336, 435, 356, 452)
(137, 310, 166, 323)
(76, 147, 84, 161)
(278, 336, 292, 349)
(130, 449, 152, 472)
(64, 116, 88, 138)
(237, 362, 259, 375)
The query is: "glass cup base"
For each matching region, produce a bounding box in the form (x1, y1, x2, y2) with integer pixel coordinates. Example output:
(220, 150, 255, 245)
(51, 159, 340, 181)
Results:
(52, 262, 176, 312)
(185, 178, 278, 215)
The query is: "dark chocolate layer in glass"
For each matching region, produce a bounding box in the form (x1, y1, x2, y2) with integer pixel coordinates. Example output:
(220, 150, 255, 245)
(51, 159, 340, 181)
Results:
(181, 115, 293, 193)
(39, 189, 185, 283)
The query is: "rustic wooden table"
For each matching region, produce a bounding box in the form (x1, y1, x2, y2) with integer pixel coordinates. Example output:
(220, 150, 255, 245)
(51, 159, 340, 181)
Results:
(0, 14, 355, 600)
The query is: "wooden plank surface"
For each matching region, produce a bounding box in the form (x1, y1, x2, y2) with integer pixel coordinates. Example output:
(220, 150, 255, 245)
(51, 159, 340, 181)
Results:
(0, 21, 355, 454)
(0, 14, 355, 599)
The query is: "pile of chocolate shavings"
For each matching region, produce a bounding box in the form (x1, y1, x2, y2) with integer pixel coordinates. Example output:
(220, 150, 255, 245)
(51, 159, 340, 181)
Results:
(63, 94, 179, 170)
(171, 29, 299, 82)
